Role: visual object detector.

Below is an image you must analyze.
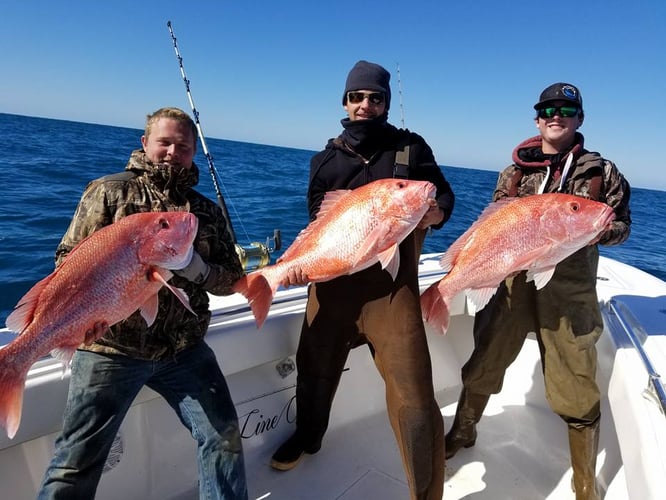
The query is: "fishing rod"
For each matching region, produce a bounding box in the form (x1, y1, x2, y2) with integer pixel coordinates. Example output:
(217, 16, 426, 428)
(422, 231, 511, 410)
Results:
(396, 63, 405, 128)
(166, 21, 280, 271)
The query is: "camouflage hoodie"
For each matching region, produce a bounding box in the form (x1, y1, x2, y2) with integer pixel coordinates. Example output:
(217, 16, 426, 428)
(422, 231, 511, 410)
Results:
(55, 150, 244, 360)
(488, 133, 632, 342)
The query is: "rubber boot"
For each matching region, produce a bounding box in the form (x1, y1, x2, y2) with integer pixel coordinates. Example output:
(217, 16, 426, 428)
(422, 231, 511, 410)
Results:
(270, 376, 338, 471)
(396, 405, 444, 500)
(444, 389, 490, 459)
(568, 420, 601, 500)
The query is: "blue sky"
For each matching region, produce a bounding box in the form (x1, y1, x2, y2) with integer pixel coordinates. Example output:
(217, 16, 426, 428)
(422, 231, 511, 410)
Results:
(1, 1, 664, 190)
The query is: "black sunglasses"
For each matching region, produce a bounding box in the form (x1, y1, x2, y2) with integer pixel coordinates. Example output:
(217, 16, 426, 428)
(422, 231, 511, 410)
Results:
(537, 106, 580, 119)
(347, 91, 385, 105)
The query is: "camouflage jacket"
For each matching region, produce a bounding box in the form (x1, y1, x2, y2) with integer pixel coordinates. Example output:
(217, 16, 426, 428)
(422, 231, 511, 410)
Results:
(55, 150, 244, 360)
(494, 133, 631, 246)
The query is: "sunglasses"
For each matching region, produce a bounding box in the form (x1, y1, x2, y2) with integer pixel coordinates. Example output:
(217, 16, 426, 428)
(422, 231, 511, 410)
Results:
(347, 91, 385, 105)
(537, 106, 580, 119)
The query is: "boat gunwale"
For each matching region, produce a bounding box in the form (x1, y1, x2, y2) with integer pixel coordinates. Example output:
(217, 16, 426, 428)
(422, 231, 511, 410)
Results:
(603, 298, 666, 416)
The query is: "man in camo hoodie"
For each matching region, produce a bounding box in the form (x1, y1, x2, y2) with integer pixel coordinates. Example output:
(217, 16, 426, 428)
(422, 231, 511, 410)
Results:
(37, 107, 248, 500)
(445, 83, 631, 500)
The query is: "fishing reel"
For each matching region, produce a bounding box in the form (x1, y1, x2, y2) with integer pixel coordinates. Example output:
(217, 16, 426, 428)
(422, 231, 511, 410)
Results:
(235, 229, 282, 272)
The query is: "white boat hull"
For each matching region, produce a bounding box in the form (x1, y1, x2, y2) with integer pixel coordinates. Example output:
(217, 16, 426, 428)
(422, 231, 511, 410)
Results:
(1, 254, 665, 499)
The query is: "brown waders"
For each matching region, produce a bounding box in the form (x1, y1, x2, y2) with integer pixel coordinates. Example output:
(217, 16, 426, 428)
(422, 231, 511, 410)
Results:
(444, 389, 490, 459)
(569, 419, 601, 500)
(272, 232, 444, 500)
(446, 248, 603, 498)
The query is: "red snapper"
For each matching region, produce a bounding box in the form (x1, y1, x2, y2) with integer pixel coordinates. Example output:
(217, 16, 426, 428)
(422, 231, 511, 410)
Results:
(234, 178, 437, 328)
(0, 211, 198, 439)
(421, 193, 615, 334)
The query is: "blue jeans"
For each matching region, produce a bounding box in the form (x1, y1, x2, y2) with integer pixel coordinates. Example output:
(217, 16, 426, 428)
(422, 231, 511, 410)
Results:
(37, 342, 247, 500)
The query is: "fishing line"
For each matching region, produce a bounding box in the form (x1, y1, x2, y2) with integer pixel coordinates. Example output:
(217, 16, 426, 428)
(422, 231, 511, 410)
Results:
(166, 21, 279, 270)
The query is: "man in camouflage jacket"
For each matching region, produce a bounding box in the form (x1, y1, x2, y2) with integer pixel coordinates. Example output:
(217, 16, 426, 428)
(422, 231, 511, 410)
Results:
(38, 107, 248, 500)
(445, 83, 631, 500)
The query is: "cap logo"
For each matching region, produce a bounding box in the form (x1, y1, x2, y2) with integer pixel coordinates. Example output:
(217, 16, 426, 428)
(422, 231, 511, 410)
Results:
(562, 85, 578, 100)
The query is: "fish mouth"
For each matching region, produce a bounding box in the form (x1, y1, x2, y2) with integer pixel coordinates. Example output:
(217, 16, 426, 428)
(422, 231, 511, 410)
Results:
(598, 206, 616, 228)
(424, 182, 437, 201)
(169, 245, 195, 270)
(589, 206, 615, 240)
(160, 214, 198, 269)
(188, 213, 199, 238)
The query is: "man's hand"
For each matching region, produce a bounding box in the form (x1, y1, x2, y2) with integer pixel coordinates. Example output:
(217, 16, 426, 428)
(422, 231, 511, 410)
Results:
(417, 199, 444, 229)
(173, 251, 211, 284)
(280, 267, 309, 288)
(84, 321, 109, 345)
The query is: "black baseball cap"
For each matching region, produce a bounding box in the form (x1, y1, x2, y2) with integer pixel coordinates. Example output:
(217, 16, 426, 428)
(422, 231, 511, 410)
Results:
(534, 83, 583, 110)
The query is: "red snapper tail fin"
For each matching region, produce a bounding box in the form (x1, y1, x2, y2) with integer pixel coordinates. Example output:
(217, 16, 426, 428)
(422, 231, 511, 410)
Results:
(420, 282, 451, 335)
(232, 273, 274, 329)
(0, 361, 27, 439)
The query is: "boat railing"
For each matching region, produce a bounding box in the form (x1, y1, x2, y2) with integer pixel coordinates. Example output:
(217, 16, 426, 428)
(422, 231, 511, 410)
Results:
(603, 298, 666, 417)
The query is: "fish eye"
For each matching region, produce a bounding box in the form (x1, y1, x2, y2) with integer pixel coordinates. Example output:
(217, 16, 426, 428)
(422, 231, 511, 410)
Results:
(159, 218, 170, 229)
(396, 181, 406, 189)
(571, 203, 580, 212)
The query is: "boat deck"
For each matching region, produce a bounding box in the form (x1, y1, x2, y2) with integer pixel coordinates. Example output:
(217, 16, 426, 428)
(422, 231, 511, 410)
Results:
(241, 332, 624, 500)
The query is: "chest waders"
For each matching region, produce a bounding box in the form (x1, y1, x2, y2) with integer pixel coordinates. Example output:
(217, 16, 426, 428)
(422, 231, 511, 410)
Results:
(446, 161, 604, 499)
(271, 142, 444, 499)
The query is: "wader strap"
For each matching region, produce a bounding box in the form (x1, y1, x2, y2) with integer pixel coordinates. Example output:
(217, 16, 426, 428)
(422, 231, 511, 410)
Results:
(412, 227, 427, 257)
(392, 143, 425, 260)
(394, 145, 410, 179)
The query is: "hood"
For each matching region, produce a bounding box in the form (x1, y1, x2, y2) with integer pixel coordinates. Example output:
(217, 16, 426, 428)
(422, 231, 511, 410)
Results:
(125, 149, 200, 202)
(512, 132, 585, 169)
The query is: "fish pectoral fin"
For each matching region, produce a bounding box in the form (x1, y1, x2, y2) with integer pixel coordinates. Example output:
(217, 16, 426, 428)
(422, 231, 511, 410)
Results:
(377, 244, 401, 281)
(148, 268, 196, 318)
(50, 346, 78, 376)
(527, 267, 557, 289)
(165, 284, 196, 316)
(466, 287, 500, 312)
(139, 295, 160, 326)
(352, 222, 397, 273)
(353, 223, 386, 262)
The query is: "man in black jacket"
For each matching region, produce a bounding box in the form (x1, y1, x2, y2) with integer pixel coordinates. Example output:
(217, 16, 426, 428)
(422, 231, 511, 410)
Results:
(270, 60, 455, 500)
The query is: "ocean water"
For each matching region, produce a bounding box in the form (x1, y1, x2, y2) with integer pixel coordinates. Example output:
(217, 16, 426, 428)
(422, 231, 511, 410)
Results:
(1, 112, 665, 327)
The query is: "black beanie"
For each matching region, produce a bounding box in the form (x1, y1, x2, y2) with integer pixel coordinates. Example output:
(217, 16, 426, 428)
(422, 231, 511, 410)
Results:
(342, 60, 391, 110)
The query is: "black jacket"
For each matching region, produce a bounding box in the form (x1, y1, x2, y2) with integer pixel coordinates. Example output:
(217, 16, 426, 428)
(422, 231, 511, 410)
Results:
(307, 119, 454, 227)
